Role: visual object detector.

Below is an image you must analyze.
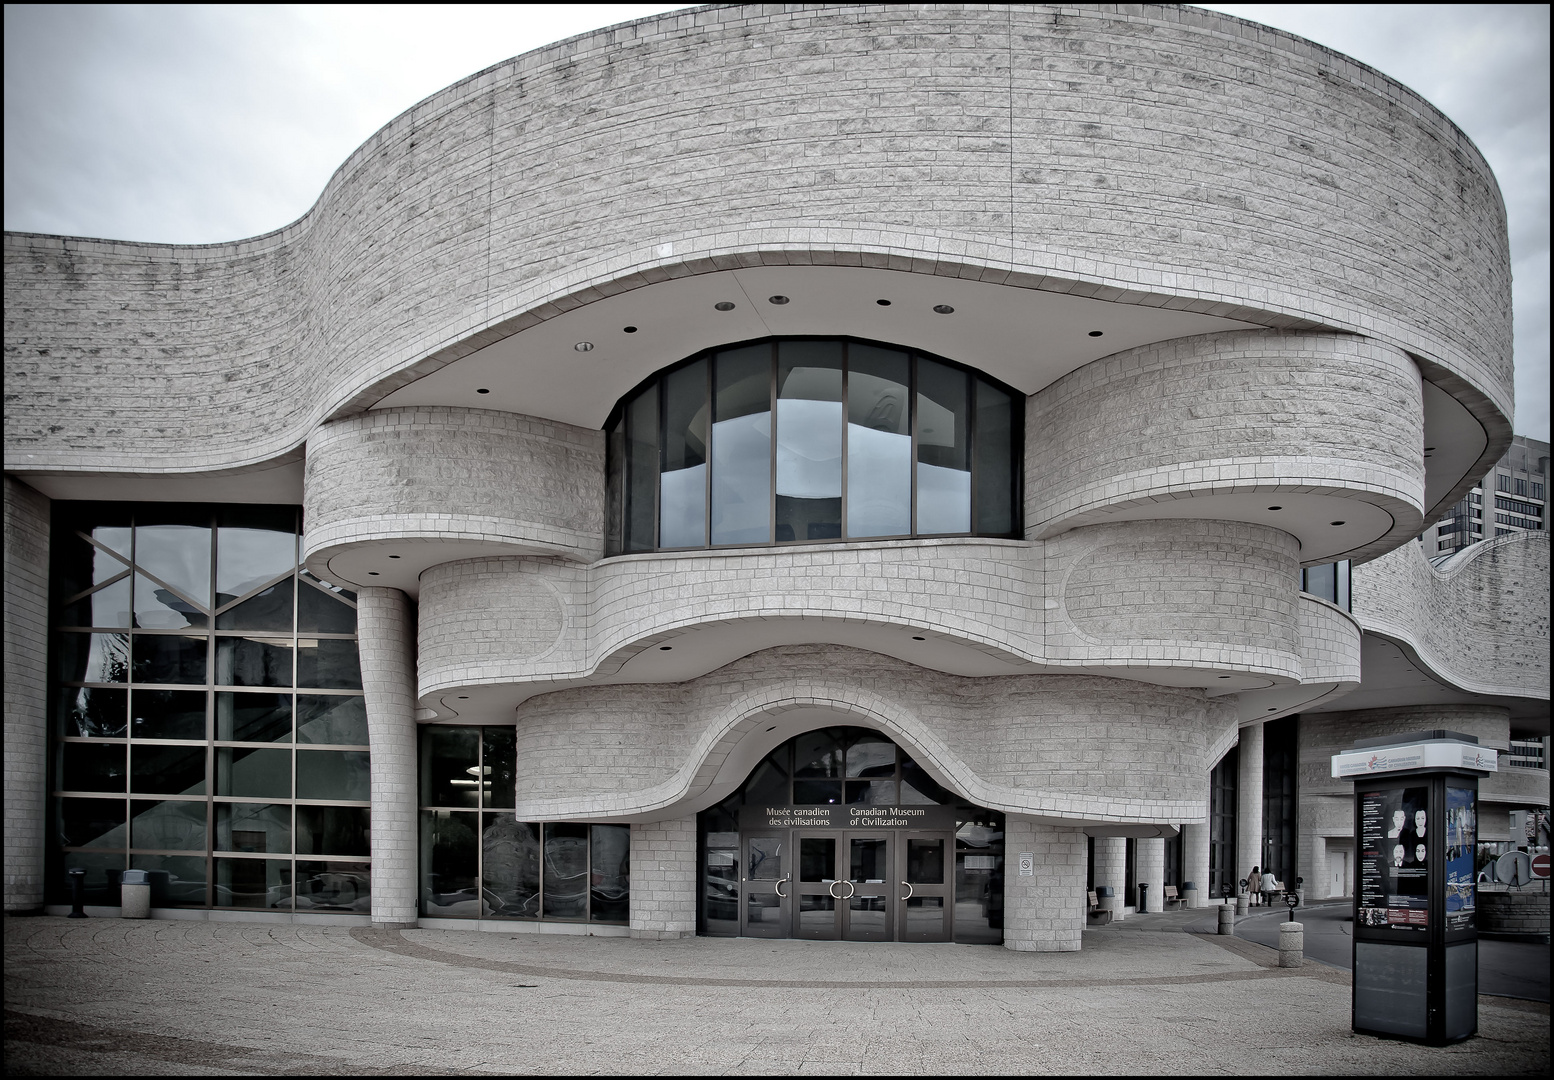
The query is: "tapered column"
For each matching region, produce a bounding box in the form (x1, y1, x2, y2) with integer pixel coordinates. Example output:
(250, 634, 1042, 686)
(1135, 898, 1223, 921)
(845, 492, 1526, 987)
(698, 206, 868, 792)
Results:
(1236, 722, 1265, 896)
(1136, 837, 1165, 913)
(630, 816, 696, 939)
(1182, 822, 1210, 907)
(1093, 836, 1126, 921)
(1003, 817, 1086, 951)
(4, 478, 50, 912)
(357, 586, 419, 927)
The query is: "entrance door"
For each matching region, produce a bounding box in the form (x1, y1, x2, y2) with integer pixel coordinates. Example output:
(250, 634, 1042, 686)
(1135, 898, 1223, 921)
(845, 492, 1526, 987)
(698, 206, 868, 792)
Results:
(898, 832, 952, 942)
(740, 833, 789, 938)
(793, 831, 897, 941)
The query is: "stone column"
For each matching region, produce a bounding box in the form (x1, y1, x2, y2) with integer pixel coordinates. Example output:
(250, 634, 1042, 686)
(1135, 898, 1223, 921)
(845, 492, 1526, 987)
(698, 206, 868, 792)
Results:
(1093, 836, 1126, 921)
(1303, 832, 1326, 899)
(4, 478, 50, 913)
(630, 816, 697, 939)
(1182, 822, 1210, 907)
(1003, 817, 1086, 952)
(356, 587, 419, 927)
(1237, 722, 1264, 898)
(1136, 836, 1165, 913)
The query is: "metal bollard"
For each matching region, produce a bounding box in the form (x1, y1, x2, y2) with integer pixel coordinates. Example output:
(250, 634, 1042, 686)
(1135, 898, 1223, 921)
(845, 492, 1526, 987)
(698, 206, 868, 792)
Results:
(1278, 921, 1303, 967)
(1218, 904, 1234, 936)
(120, 869, 151, 919)
(67, 867, 88, 919)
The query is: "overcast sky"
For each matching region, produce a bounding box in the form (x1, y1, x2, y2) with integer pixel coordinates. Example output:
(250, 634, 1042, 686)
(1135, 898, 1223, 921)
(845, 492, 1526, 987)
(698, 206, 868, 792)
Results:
(4, 4, 1547, 440)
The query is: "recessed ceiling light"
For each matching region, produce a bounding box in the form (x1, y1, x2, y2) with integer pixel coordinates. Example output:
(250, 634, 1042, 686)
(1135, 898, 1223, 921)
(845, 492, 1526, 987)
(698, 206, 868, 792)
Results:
(388, 555, 401, 559)
(768, 295, 789, 305)
(1088, 330, 1103, 337)
(476, 388, 490, 394)
(1218, 675, 1232, 679)
(659, 645, 673, 651)
(912, 635, 926, 641)
(714, 301, 736, 311)
(1424, 446, 1436, 451)
(876, 299, 892, 306)
(1267, 707, 1277, 712)
(368, 571, 379, 576)
(932, 304, 954, 314)
(458, 696, 469, 700)
(766, 726, 777, 732)
(574, 342, 594, 352)
(1330, 521, 1346, 526)
(623, 326, 638, 334)
(1267, 505, 1282, 511)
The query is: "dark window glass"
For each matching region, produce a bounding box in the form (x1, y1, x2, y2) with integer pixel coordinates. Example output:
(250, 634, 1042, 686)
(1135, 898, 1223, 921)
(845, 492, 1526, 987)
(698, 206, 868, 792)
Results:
(131, 853, 208, 906)
(907, 838, 946, 885)
(711, 344, 773, 545)
(215, 803, 291, 854)
(916, 359, 971, 534)
(216, 581, 294, 632)
(130, 799, 206, 851)
(846, 344, 912, 538)
(900, 755, 952, 805)
(590, 824, 630, 922)
(296, 582, 357, 634)
(974, 379, 1015, 535)
(481, 814, 541, 918)
(57, 797, 127, 848)
(131, 744, 207, 795)
(216, 692, 292, 743)
(794, 730, 844, 778)
(60, 577, 132, 629)
(1303, 562, 1337, 604)
(53, 515, 132, 599)
(296, 804, 370, 856)
(605, 413, 625, 556)
(60, 743, 126, 793)
(216, 747, 290, 800)
(215, 507, 296, 608)
(846, 733, 896, 777)
(53, 850, 125, 906)
(420, 727, 480, 808)
(57, 632, 129, 684)
(296, 638, 361, 690)
(215, 636, 292, 687)
(776, 340, 843, 542)
(133, 634, 208, 685)
(295, 695, 366, 745)
(422, 811, 479, 917)
(793, 779, 843, 804)
(295, 749, 370, 802)
(742, 755, 789, 808)
(132, 689, 207, 740)
(55, 686, 127, 738)
(845, 778, 897, 805)
(483, 726, 517, 808)
(542, 823, 590, 919)
(625, 387, 659, 553)
(954, 818, 1004, 944)
(215, 857, 291, 909)
(799, 836, 836, 881)
(294, 860, 370, 913)
(660, 357, 709, 548)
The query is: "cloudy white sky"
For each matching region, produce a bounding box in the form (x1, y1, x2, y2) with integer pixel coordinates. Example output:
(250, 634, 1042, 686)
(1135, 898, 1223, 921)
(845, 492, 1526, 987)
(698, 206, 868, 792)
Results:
(4, 4, 1547, 440)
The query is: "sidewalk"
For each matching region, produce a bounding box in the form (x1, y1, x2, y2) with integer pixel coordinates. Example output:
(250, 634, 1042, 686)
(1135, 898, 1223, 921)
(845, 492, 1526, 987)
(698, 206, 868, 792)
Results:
(5, 913, 1549, 1075)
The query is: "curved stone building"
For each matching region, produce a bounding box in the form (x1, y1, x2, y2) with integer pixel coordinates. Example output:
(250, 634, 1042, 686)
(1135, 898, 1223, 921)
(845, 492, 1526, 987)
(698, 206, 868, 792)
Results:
(5, 4, 1547, 951)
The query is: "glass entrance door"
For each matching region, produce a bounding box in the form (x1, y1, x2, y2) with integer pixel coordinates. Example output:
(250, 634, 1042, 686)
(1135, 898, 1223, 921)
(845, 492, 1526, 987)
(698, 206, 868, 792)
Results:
(898, 833, 952, 941)
(794, 834, 841, 939)
(740, 833, 788, 938)
(793, 832, 897, 940)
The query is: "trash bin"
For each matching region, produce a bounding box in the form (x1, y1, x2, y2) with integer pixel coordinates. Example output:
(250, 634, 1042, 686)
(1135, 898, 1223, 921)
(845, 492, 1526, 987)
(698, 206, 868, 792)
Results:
(1182, 880, 1198, 908)
(1137, 882, 1149, 913)
(120, 869, 151, 919)
(1097, 884, 1121, 922)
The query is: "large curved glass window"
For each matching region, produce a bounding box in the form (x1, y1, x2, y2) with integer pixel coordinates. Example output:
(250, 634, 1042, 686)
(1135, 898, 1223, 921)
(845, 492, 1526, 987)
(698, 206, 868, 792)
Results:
(605, 338, 1021, 554)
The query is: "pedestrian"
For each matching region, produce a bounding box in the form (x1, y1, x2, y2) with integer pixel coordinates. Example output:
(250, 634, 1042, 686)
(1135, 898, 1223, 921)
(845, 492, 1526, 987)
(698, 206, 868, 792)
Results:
(1261, 867, 1278, 908)
(1246, 865, 1260, 905)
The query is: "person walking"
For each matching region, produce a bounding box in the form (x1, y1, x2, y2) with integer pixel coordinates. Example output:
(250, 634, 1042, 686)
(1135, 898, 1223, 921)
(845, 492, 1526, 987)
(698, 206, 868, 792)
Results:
(1260, 867, 1278, 908)
(1246, 865, 1260, 906)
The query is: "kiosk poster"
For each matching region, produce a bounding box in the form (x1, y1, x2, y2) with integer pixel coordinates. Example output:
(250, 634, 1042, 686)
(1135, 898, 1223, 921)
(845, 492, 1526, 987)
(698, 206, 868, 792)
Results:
(1445, 786, 1476, 931)
(1358, 785, 1429, 930)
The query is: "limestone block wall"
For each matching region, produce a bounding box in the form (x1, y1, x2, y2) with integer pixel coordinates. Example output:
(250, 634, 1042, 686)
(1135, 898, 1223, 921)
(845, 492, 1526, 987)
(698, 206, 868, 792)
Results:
(5, 4, 1511, 480)
(1002, 818, 1085, 952)
(1297, 595, 1364, 688)
(4, 478, 49, 911)
(503, 644, 1236, 826)
(1300, 705, 1514, 808)
(1351, 532, 1550, 699)
(629, 817, 697, 939)
(1024, 331, 1426, 561)
(303, 406, 605, 564)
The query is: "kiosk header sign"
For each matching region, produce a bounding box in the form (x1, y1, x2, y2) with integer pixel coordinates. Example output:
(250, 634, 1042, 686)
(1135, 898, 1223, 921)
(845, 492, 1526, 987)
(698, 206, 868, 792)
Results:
(1332, 742, 1498, 778)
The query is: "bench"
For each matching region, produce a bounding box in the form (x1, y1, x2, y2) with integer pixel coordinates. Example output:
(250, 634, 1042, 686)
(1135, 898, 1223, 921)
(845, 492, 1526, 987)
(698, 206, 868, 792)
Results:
(1163, 885, 1186, 910)
(1086, 890, 1113, 924)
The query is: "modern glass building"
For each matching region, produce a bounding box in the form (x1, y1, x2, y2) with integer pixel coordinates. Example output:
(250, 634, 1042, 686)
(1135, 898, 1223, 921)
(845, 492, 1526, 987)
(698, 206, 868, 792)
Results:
(4, 4, 1547, 948)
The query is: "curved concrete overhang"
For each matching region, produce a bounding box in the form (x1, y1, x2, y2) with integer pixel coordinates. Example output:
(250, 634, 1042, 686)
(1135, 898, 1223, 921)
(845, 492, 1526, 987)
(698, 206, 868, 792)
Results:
(4, 5, 1512, 548)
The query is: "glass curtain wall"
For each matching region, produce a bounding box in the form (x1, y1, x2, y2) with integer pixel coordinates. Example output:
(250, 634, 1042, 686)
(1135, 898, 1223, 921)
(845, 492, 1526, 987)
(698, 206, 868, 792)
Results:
(1299, 560, 1351, 611)
(48, 503, 369, 912)
(1208, 746, 1239, 899)
(419, 726, 630, 924)
(1262, 717, 1299, 890)
(606, 337, 1021, 554)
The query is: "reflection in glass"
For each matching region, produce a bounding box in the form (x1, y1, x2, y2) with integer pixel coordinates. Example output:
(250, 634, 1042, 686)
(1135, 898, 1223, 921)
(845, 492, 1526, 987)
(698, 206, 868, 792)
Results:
(57, 797, 127, 848)
(900, 756, 953, 805)
(60, 577, 132, 629)
(482, 726, 517, 808)
(419, 727, 480, 808)
(711, 345, 772, 545)
(905, 895, 945, 937)
(295, 695, 366, 745)
(660, 357, 708, 548)
(776, 341, 843, 542)
(295, 750, 370, 802)
(849, 894, 888, 936)
(625, 385, 659, 553)
(916, 359, 971, 534)
(215, 857, 292, 909)
(56, 686, 127, 738)
(295, 860, 370, 912)
(704, 844, 739, 934)
(799, 837, 836, 882)
(215, 803, 290, 853)
(215, 637, 292, 687)
(216, 508, 296, 603)
(297, 804, 369, 856)
(131, 689, 206, 740)
(132, 521, 212, 609)
(743, 756, 788, 808)
(131, 853, 208, 906)
(297, 582, 357, 634)
(847, 345, 912, 537)
(798, 893, 836, 932)
(58, 632, 129, 684)
(794, 730, 843, 777)
(482, 815, 541, 918)
(844, 779, 896, 805)
(296, 638, 361, 690)
(543, 823, 590, 918)
(133, 634, 208, 685)
(591, 824, 630, 922)
(421, 810, 479, 917)
(846, 733, 895, 777)
(53, 524, 131, 599)
(955, 821, 1004, 945)
(974, 380, 1015, 535)
(55, 850, 125, 906)
(216, 582, 293, 632)
(216, 747, 290, 799)
(907, 838, 946, 884)
(60, 743, 126, 792)
(849, 837, 887, 882)
(216, 692, 292, 743)
(130, 799, 207, 850)
(131, 744, 207, 795)
(793, 780, 843, 804)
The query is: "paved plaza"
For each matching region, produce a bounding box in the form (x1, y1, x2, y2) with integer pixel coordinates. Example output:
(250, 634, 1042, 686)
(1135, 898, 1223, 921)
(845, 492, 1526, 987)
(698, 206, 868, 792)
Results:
(4, 909, 1548, 1075)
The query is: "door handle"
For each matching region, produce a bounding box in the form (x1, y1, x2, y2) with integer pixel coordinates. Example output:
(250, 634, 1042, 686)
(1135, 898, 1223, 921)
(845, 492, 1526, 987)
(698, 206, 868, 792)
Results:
(843, 881, 857, 899)
(828, 880, 845, 898)
(900, 880, 914, 900)
(774, 877, 789, 899)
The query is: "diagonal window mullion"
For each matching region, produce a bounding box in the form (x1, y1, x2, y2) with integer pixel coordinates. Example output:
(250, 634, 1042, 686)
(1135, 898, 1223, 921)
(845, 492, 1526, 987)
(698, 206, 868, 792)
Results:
(132, 565, 212, 616)
(213, 568, 298, 616)
(62, 568, 132, 607)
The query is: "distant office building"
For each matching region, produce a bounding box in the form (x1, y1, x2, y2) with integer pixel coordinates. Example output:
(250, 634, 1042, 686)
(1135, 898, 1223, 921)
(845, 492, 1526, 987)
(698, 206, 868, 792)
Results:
(1427, 436, 1549, 557)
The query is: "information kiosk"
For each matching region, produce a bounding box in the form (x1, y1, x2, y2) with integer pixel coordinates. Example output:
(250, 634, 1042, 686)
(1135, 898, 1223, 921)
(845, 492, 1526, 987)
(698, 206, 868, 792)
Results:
(1332, 730, 1497, 1045)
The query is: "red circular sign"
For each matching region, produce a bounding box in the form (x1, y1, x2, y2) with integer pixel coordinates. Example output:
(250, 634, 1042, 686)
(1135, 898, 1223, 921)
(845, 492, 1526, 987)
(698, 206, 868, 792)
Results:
(1532, 853, 1551, 879)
